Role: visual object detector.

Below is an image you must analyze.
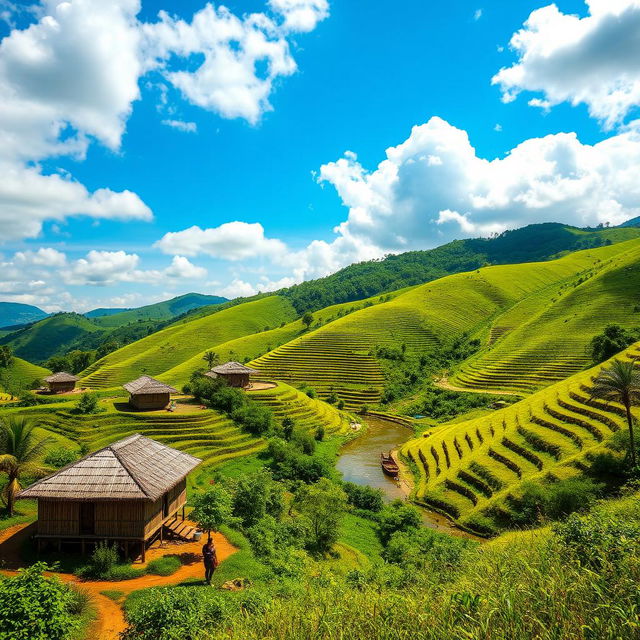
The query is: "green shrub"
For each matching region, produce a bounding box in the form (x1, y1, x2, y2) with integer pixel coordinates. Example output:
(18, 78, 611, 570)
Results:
(74, 392, 99, 415)
(106, 565, 144, 581)
(122, 586, 228, 640)
(343, 482, 384, 512)
(377, 499, 422, 544)
(44, 446, 78, 468)
(145, 556, 181, 577)
(0, 562, 78, 640)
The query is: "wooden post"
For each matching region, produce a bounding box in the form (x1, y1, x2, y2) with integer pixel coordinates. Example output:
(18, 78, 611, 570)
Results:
(182, 505, 185, 522)
(81, 539, 85, 556)
(141, 541, 146, 563)
(160, 525, 164, 548)
(57, 538, 62, 553)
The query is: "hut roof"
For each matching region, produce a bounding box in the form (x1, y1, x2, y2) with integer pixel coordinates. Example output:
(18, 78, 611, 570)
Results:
(123, 375, 178, 395)
(208, 361, 259, 375)
(18, 434, 201, 501)
(45, 372, 79, 383)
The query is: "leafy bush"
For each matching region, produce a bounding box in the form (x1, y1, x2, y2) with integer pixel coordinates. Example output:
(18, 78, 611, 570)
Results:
(343, 482, 384, 512)
(267, 438, 330, 484)
(191, 485, 235, 538)
(0, 562, 78, 640)
(74, 392, 99, 415)
(122, 586, 228, 640)
(229, 469, 285, 529)
(146, 555, 181, 577)
(232, 403, 273, 435)
(590, 324, 640, 363)
(377, 499, 422, 544)
(44, 446, 78, 468)
(76, 542, 119, 579)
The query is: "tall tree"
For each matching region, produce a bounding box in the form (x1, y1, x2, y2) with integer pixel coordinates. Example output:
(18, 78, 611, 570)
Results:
(302, 312, 314, 330)
(591, 358, 640, 468)
(0, 416, 52, 516)
(0, 345, 13, 369)
(202, 351, 219, 370)
(191, 485, 234, 542)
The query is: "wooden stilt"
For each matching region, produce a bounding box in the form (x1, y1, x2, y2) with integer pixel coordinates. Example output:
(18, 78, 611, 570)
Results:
(182, 506, 185, 521)
(160, 526, 164, 547)
(81, 539, 85, 556)
(57, 538, 62, 553)
(141, 541, 146, 563)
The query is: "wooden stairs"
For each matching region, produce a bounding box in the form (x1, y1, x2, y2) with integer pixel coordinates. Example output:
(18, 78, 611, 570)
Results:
(164, 518, 197, 542)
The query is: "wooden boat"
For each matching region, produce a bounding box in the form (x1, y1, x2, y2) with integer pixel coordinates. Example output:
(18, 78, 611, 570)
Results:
(380, 452, 399, 478)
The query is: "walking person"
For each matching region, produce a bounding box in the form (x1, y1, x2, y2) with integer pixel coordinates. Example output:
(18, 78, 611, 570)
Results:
(202, 537, 218, 585)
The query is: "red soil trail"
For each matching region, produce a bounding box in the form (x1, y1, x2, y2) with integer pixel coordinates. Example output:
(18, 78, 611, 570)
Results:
(0, 522, 236, 640)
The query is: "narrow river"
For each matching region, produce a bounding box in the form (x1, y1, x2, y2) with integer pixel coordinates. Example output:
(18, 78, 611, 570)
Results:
(337, 415, 481, 540)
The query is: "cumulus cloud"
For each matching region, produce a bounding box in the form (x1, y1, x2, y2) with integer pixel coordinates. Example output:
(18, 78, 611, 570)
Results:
(164, 255, 207, 279)
(155, 221, 287, 261)
(0, 0, 328, 241)
(493, 0, 640, 128)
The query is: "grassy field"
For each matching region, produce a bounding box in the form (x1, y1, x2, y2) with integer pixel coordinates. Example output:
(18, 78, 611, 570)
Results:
(401, 341, 640, 533)
(81, 296, 297, 389)
(252, 241, 637, 407)
(0, 357, 50, 396)
(452, 238, 640, 394)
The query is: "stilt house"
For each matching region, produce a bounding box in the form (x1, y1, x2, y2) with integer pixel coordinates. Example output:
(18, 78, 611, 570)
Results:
(44, 372, 79, 393)
(18, 434, 201, 559)
(205, 361, 259, 388)
(123, 375, 178, 410)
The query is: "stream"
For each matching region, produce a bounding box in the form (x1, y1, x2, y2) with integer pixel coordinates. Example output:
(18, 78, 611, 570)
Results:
(337, 415, 481, 540)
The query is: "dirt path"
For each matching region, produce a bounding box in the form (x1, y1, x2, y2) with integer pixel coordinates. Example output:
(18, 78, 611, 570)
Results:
(0, 523, 237, 640)
(435, 376, 525, 398)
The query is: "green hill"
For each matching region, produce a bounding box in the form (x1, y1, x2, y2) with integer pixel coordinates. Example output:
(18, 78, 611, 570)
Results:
(0, 313, 102, 363)
(252, 240, 637, 407)
(81, 296, 297, 388)
(450, 239, 640, 394)
(0, 302, 47, 328)
(88, 292, 228, 327)
(0, 356, 49, 396)
(401, 340, 640, 534)
(278, 223, 640, 313)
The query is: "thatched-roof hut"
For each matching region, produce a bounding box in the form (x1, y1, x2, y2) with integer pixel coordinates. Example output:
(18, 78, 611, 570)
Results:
(44, 372, 79, 394)
(19, 434, 201, 558)
(123, 375, 178, 410)
(205, 361, 259, 388)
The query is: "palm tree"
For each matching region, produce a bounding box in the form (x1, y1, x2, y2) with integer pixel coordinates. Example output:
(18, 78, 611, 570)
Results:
(202, 351, 219, 370)
(0, 416, 52, 516)
(590, 358, 640, 468)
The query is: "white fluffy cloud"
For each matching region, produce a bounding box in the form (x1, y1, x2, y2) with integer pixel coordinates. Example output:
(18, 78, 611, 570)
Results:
(493, 0, 640, 128)
(164, 255, 207, 279)
(316, 117, 640, 260)
(155, 221, 287, 260)
(0, 0, 328, 242)
(161, 119, 197, 132)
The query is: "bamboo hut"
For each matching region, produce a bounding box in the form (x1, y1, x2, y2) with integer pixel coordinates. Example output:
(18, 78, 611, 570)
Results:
(18, 434, 201, 559)
(205, 361, 259, 388)
(123, 375, 178, 410)
(44, 372, 79, 393)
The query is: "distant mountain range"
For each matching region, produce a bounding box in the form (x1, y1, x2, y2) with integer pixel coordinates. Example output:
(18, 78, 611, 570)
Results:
(0, 302, 48, 328)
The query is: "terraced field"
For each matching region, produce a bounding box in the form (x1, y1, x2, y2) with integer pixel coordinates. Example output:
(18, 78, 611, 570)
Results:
(452, 239, 640, 394)
(401, 342, 640, 533)
(2, 382, 347, 488)
(252, 243, 629, 407)
(0, 357, 49, 394)
(81, 296, 297, 389)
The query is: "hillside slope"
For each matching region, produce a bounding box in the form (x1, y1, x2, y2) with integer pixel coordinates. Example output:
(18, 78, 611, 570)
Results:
(89, 293, 228, 327)
(401, 342, 640, 533)
(451, 239, 640, 394)
(0, 302, 47, 328)
(0, 357, 50, 395)
(81, 296, 297, 388)
(252, 241, 635, 406)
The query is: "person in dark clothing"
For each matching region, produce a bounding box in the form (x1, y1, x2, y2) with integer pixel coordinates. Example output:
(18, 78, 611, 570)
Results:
(202, 538, 218, 584)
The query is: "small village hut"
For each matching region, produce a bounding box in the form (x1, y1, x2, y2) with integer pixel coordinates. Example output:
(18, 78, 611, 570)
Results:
(18, 434, 201, 559)
(123, 375, 178, 410)
(44, 372, 79, 394)
(205, 361, 259, 388)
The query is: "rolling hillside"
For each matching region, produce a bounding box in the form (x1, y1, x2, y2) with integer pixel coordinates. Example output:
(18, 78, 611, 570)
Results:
(0, 302, 47, 328)
(451, 239, 640, 394)
(0, 356, 50, 396)
(81, 296, 297, 389)
(251, 241, 637, 407)
(88, 292, 228, 327)
(401, 342, 640, 534)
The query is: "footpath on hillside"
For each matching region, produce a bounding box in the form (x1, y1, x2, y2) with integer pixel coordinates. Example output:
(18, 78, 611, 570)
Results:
(0, 522, 237, 640)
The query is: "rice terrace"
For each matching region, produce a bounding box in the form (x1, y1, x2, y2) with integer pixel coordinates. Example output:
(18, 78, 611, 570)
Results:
(2, 1, 640, 639)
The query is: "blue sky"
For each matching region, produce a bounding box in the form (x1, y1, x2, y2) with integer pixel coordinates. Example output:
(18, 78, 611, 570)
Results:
(1, 0, 639, 311)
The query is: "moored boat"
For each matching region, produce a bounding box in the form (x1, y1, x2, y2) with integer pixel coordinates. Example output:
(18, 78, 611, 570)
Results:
(380, 452, 399, 478)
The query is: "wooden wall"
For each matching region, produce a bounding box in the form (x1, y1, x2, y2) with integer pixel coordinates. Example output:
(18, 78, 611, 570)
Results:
(221, 373, 249, 388)
(130, 392, 170, 410)
(36, 479, 187, 540)
(48, 381, 75, 393)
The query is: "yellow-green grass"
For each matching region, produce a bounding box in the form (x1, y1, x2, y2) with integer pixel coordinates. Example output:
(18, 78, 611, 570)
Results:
(401, 342, 640, 532)
(252, 242, 630, 407)
(452, 239, 640, 394)
(158, 295, 396, 389)
(0, 357, 50, 394)
(80, 296, 297, 389)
